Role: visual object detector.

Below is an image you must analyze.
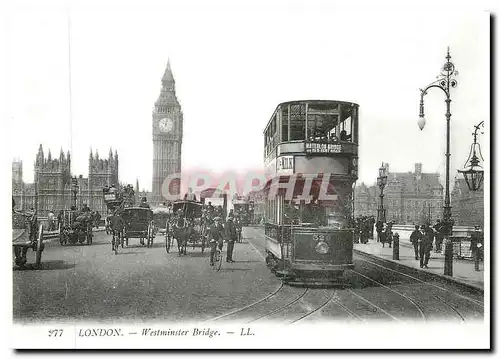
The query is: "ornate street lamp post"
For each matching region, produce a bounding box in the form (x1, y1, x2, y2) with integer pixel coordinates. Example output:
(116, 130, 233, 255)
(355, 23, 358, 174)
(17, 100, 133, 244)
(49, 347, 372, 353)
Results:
(459, 121, 484, 191)
(71, 176, 79, 209)
(418, 47, 458, 276)
(377, 163, 388, 224)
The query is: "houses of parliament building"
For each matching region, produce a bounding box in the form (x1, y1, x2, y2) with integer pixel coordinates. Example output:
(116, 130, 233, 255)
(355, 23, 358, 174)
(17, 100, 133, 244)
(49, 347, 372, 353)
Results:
(12, 145, 119, 217)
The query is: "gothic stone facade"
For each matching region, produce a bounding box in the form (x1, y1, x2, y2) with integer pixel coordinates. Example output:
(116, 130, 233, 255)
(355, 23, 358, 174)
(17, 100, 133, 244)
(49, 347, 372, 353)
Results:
(152, 60, 183, 205)
(12, 145, 118, 217)
(354, 163, 443, 224)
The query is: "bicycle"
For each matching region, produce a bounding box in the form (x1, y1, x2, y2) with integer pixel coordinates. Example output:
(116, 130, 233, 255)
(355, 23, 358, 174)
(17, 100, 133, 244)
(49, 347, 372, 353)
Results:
(210, 241, 223, 272)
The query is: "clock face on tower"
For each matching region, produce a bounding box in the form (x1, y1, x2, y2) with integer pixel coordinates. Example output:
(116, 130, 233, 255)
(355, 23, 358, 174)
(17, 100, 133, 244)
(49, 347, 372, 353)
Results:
(158, 117, 174, 133)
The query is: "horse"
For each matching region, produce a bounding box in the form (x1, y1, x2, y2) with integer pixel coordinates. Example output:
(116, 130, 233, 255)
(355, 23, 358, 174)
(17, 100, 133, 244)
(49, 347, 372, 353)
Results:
(93, 212, 101, 229)
(173, 216, 192, 256)
(108, 214, 125, 252)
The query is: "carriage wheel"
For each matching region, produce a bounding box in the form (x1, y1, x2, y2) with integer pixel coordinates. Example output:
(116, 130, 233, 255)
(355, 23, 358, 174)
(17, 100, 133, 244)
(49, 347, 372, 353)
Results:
(147, 224, 153, 248)
(35, 224, 44, 269)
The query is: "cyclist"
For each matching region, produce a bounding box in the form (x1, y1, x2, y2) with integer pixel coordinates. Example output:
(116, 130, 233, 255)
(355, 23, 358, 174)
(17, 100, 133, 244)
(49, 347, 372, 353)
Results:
(208, 216, 224, 266)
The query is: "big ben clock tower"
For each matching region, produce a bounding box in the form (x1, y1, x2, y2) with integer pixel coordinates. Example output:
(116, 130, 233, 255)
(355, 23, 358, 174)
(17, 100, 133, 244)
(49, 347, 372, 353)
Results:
(152, 59, 183, 204)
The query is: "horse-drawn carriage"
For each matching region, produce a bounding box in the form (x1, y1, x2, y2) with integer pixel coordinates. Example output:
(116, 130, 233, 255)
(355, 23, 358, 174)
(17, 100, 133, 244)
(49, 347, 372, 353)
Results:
(166, 200, 207, 255)
(59, 210, 93, 246)
(12, 209, 44, 269)
(121, 207, 155, 248)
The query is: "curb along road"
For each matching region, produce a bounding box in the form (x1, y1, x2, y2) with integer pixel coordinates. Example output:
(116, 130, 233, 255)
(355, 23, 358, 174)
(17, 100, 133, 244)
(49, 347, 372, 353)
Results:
(354, 249, 484, 295)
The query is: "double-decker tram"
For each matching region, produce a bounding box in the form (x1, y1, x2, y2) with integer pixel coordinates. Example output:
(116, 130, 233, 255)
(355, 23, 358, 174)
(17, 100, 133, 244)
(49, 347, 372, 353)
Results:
(262, 100, 359, 285)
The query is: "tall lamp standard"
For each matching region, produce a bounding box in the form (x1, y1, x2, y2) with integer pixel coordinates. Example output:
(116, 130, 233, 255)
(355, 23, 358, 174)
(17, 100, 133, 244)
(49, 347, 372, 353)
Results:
(418, 47, 459, 276)
(377, 163, 388, 224)
(459, 121, 484, 191)
(71, 176, 79, 209)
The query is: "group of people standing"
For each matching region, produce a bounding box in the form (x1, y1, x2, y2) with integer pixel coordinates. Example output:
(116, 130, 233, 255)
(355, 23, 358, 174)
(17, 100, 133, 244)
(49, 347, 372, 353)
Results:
(354, 215, 375, 244)
(206, 213, 239, 266)
(409, 224, 437, 269)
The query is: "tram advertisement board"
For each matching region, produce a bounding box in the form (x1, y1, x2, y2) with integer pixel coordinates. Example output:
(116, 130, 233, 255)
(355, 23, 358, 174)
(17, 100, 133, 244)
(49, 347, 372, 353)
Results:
(305, 142, 342, 154)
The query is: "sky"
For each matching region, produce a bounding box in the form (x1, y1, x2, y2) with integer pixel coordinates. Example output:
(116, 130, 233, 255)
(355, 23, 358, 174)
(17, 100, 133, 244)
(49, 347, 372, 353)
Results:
(3, 0, 491, 193)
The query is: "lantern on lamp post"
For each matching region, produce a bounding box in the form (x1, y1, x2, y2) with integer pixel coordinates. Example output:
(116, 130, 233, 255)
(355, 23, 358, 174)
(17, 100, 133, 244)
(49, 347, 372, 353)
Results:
(458, 121, 484, 191)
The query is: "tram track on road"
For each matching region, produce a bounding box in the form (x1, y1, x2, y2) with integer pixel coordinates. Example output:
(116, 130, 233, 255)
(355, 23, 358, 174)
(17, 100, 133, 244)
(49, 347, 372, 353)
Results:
(246, 288, 309, 323)
(288, 289, 364, 324)
(357, 257, 484, 308)
(208, 282, 285, 322)
(349, 269, 427, 322)
(355, 257, 483, 321)
(243, 228, 479, 323)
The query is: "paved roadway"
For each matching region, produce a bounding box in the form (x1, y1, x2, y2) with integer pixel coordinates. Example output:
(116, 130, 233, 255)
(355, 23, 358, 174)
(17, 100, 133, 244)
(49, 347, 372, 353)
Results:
(13, 227, 484, 324)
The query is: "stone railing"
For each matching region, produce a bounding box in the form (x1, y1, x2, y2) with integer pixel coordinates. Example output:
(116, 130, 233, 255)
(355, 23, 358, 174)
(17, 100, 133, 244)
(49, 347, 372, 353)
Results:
(391, 224, 476, 243)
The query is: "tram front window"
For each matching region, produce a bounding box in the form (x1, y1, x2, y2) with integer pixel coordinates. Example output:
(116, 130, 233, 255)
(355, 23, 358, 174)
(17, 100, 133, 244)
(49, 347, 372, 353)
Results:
(283, 200, 349, 229)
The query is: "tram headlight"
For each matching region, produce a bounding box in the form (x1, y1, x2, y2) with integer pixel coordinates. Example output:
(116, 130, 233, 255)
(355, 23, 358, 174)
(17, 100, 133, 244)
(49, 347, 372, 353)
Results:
(315, 241, 329, 254)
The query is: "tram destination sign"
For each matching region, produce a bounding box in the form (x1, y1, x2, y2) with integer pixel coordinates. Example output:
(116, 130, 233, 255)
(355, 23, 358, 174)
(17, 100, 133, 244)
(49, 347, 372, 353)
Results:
(305, 142, 342, 154)
(276, 155, 294, 175)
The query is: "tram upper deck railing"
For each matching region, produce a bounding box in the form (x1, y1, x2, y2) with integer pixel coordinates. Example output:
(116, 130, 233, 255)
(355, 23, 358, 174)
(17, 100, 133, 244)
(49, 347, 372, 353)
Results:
(263, 100, 359, 162)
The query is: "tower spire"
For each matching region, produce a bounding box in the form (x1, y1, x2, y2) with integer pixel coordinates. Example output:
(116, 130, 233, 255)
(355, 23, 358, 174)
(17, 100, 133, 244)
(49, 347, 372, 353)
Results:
(162, 58, 175, 85)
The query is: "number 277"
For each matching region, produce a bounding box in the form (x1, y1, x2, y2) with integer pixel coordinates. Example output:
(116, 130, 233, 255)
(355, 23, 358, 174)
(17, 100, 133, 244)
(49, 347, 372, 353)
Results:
(48, 329, 64, 337)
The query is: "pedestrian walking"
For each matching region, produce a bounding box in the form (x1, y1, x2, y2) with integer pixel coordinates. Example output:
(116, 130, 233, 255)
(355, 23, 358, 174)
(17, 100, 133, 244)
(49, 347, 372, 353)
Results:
(470, 225, 483, 271)
(433, 219, 444, 253)
(375, 220, 384, 243)
(419, 225, 433, 269)
(47, 210, 55, 231)
(225, 215, 237, 262)
(410, 225, 421, 260)
(209, 217, 224, 266)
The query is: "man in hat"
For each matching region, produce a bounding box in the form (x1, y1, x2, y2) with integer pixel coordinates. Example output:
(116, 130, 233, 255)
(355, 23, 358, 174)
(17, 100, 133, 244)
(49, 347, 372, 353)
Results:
(409, 225, 422, 260)
(419, 225, 433, 269)
(433, 219, 444, 253)
(470, 225, 483, 271)
(139, 197, 150, 209)
(208, 217, 224, 266)
(184, 187, 197, 201)
(225, 215, 237, 262)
